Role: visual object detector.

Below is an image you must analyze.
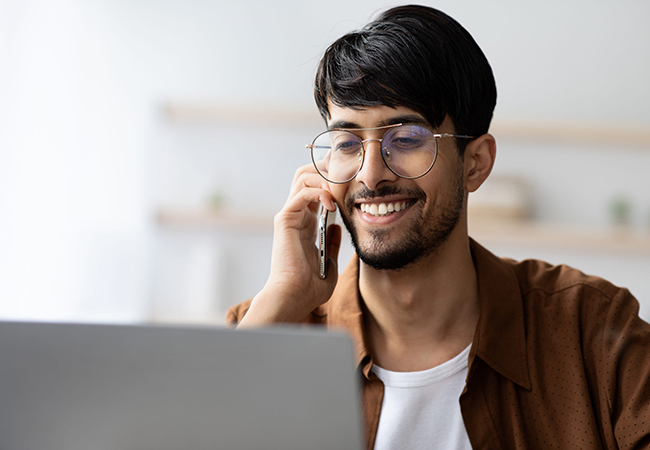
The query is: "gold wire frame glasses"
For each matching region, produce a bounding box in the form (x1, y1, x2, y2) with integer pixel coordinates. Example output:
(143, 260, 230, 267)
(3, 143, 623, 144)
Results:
(306, 123, 474, 184)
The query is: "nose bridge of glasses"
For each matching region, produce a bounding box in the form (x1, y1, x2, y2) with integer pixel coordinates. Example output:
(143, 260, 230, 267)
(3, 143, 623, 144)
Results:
(355, 136, 396, 184)
(358, 137, 387, 169)
(361, 138, 383, 152)
(360, 137, 384, 154)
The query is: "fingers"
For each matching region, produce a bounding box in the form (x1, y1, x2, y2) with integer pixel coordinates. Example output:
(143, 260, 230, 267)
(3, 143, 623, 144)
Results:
(290, 163, 319, 186)
(280, 188, 334, 222)
(289, 165, 329, 196)
(286, 165, 337, 213)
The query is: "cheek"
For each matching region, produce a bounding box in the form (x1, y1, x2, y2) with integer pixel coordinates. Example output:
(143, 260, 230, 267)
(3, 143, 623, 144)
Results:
(416, 171, 459, 212)
(425, 156, 464, 195)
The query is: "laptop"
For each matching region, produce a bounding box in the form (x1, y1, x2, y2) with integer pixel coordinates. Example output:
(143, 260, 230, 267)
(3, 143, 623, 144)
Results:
(0, 321, 363, 450)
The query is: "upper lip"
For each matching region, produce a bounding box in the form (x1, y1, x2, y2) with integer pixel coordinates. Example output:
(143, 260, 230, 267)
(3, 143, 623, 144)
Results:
(355, 196, 414, 206)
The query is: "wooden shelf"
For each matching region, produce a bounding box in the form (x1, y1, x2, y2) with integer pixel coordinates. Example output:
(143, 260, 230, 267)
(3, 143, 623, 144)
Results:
(468, 219, 650, 255)
(156, 208, 650, 254)
(162, 103, 323, 127)
(156, 208, 273, 232)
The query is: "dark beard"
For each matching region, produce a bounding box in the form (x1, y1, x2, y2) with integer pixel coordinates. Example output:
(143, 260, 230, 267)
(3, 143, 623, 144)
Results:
(339, 168, 465, 271)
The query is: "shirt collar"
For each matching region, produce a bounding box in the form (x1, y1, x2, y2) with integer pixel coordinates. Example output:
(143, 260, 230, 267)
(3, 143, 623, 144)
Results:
(469, 239, 531, 390)
(324, 239, 531, 390)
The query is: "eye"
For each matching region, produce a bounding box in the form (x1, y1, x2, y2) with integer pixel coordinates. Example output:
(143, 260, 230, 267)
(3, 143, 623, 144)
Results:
(335, 140, 359, 151)
(388, 135, 425, 150)
(331, 133, 362, 154)
(385, 125, 433, 152)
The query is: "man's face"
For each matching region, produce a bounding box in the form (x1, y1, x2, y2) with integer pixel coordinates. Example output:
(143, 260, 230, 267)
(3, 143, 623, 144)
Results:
(326, 103, 467, 271)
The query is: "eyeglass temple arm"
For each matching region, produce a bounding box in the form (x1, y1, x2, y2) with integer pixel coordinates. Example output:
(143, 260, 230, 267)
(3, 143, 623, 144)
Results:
(434, 133, 476, 139)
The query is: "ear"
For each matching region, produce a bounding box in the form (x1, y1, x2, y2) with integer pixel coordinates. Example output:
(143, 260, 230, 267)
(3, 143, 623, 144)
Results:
(464, 133, 496, 193)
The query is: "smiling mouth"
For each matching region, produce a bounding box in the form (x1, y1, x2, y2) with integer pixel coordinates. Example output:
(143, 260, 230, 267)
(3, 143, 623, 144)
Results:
(358, 200, 416, 217)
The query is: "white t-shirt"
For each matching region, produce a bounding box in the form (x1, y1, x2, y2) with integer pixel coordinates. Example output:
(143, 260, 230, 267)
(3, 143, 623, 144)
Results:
(370, 345, 473, 450)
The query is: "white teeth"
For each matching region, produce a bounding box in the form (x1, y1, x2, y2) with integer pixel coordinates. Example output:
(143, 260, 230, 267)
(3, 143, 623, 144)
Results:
(360, 201, 412, 217)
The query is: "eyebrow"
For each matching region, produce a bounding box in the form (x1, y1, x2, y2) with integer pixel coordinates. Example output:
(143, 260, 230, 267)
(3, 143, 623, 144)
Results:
(328, 114, 431, 130)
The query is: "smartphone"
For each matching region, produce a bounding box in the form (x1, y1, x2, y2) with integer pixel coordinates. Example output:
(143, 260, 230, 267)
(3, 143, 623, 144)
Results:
(318, 206, 337, 279)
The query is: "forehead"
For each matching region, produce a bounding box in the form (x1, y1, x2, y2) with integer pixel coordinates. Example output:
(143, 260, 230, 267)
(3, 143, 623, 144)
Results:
(326, 102, 429, 130)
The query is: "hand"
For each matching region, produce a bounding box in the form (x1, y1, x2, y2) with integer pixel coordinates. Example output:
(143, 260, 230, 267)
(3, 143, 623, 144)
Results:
(238, 164, 342, 327)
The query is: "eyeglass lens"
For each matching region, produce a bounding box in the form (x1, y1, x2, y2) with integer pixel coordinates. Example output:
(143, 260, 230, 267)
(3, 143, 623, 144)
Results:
(310, 125, 438, 183)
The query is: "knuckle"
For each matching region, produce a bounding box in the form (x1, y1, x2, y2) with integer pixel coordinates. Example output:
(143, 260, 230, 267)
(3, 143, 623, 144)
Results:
(293, 164, 313, 179)
(273, 212, 284, 227)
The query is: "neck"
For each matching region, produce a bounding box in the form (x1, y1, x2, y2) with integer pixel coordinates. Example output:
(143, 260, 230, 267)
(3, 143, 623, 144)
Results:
(359, 226, 479, 372)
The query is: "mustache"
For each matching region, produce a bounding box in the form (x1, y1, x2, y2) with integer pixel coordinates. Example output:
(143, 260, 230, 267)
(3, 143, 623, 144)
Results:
(348, 185, 427, 201)
(345, 185, 427, 209)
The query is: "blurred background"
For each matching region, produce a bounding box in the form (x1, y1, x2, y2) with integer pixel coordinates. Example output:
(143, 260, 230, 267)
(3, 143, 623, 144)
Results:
(1, 0, 649, 324)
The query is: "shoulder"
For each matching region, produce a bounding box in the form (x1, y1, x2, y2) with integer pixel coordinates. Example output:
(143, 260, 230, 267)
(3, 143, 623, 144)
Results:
(471, 238, 636, 318)
(506, 257, 627, 301)
(502, 256, 647, 340)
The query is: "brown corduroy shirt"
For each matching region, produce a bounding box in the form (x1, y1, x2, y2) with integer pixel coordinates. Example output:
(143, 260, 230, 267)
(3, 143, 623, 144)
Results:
(227, 239, 650, 449)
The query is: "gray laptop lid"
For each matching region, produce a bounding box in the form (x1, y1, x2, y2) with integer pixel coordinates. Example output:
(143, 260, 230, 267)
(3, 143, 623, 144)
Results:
(0, 321, 363, 450)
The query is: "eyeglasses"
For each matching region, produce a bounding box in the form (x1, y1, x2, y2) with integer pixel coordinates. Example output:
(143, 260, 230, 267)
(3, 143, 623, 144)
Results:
(306, 123, 475, 184)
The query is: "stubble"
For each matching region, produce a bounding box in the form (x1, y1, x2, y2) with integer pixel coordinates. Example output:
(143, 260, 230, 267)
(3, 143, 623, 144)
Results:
(340, 165, 465, 271)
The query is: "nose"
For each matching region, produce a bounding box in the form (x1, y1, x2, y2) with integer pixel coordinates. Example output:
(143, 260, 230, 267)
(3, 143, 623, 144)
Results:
(355, 139, 398, 190)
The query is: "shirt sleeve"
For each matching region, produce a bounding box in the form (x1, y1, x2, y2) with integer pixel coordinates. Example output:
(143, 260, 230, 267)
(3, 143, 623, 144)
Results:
(225, 299, 253, 326)
(601, 287, 650, 449)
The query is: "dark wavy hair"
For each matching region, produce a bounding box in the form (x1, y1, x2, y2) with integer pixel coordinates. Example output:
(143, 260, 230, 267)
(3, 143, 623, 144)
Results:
(314, 5, 497, 154)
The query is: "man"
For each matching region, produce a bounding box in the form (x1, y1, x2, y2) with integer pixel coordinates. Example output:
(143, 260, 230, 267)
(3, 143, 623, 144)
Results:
(228, 5, 650, 449)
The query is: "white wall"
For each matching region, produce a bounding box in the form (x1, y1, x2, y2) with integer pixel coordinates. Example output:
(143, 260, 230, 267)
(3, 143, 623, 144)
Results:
(1, 0, 649, 323)
(0, 0, 151, 321)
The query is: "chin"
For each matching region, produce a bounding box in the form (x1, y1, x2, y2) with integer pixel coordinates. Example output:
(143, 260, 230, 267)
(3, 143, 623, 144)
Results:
(354, 226, 453, 271)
